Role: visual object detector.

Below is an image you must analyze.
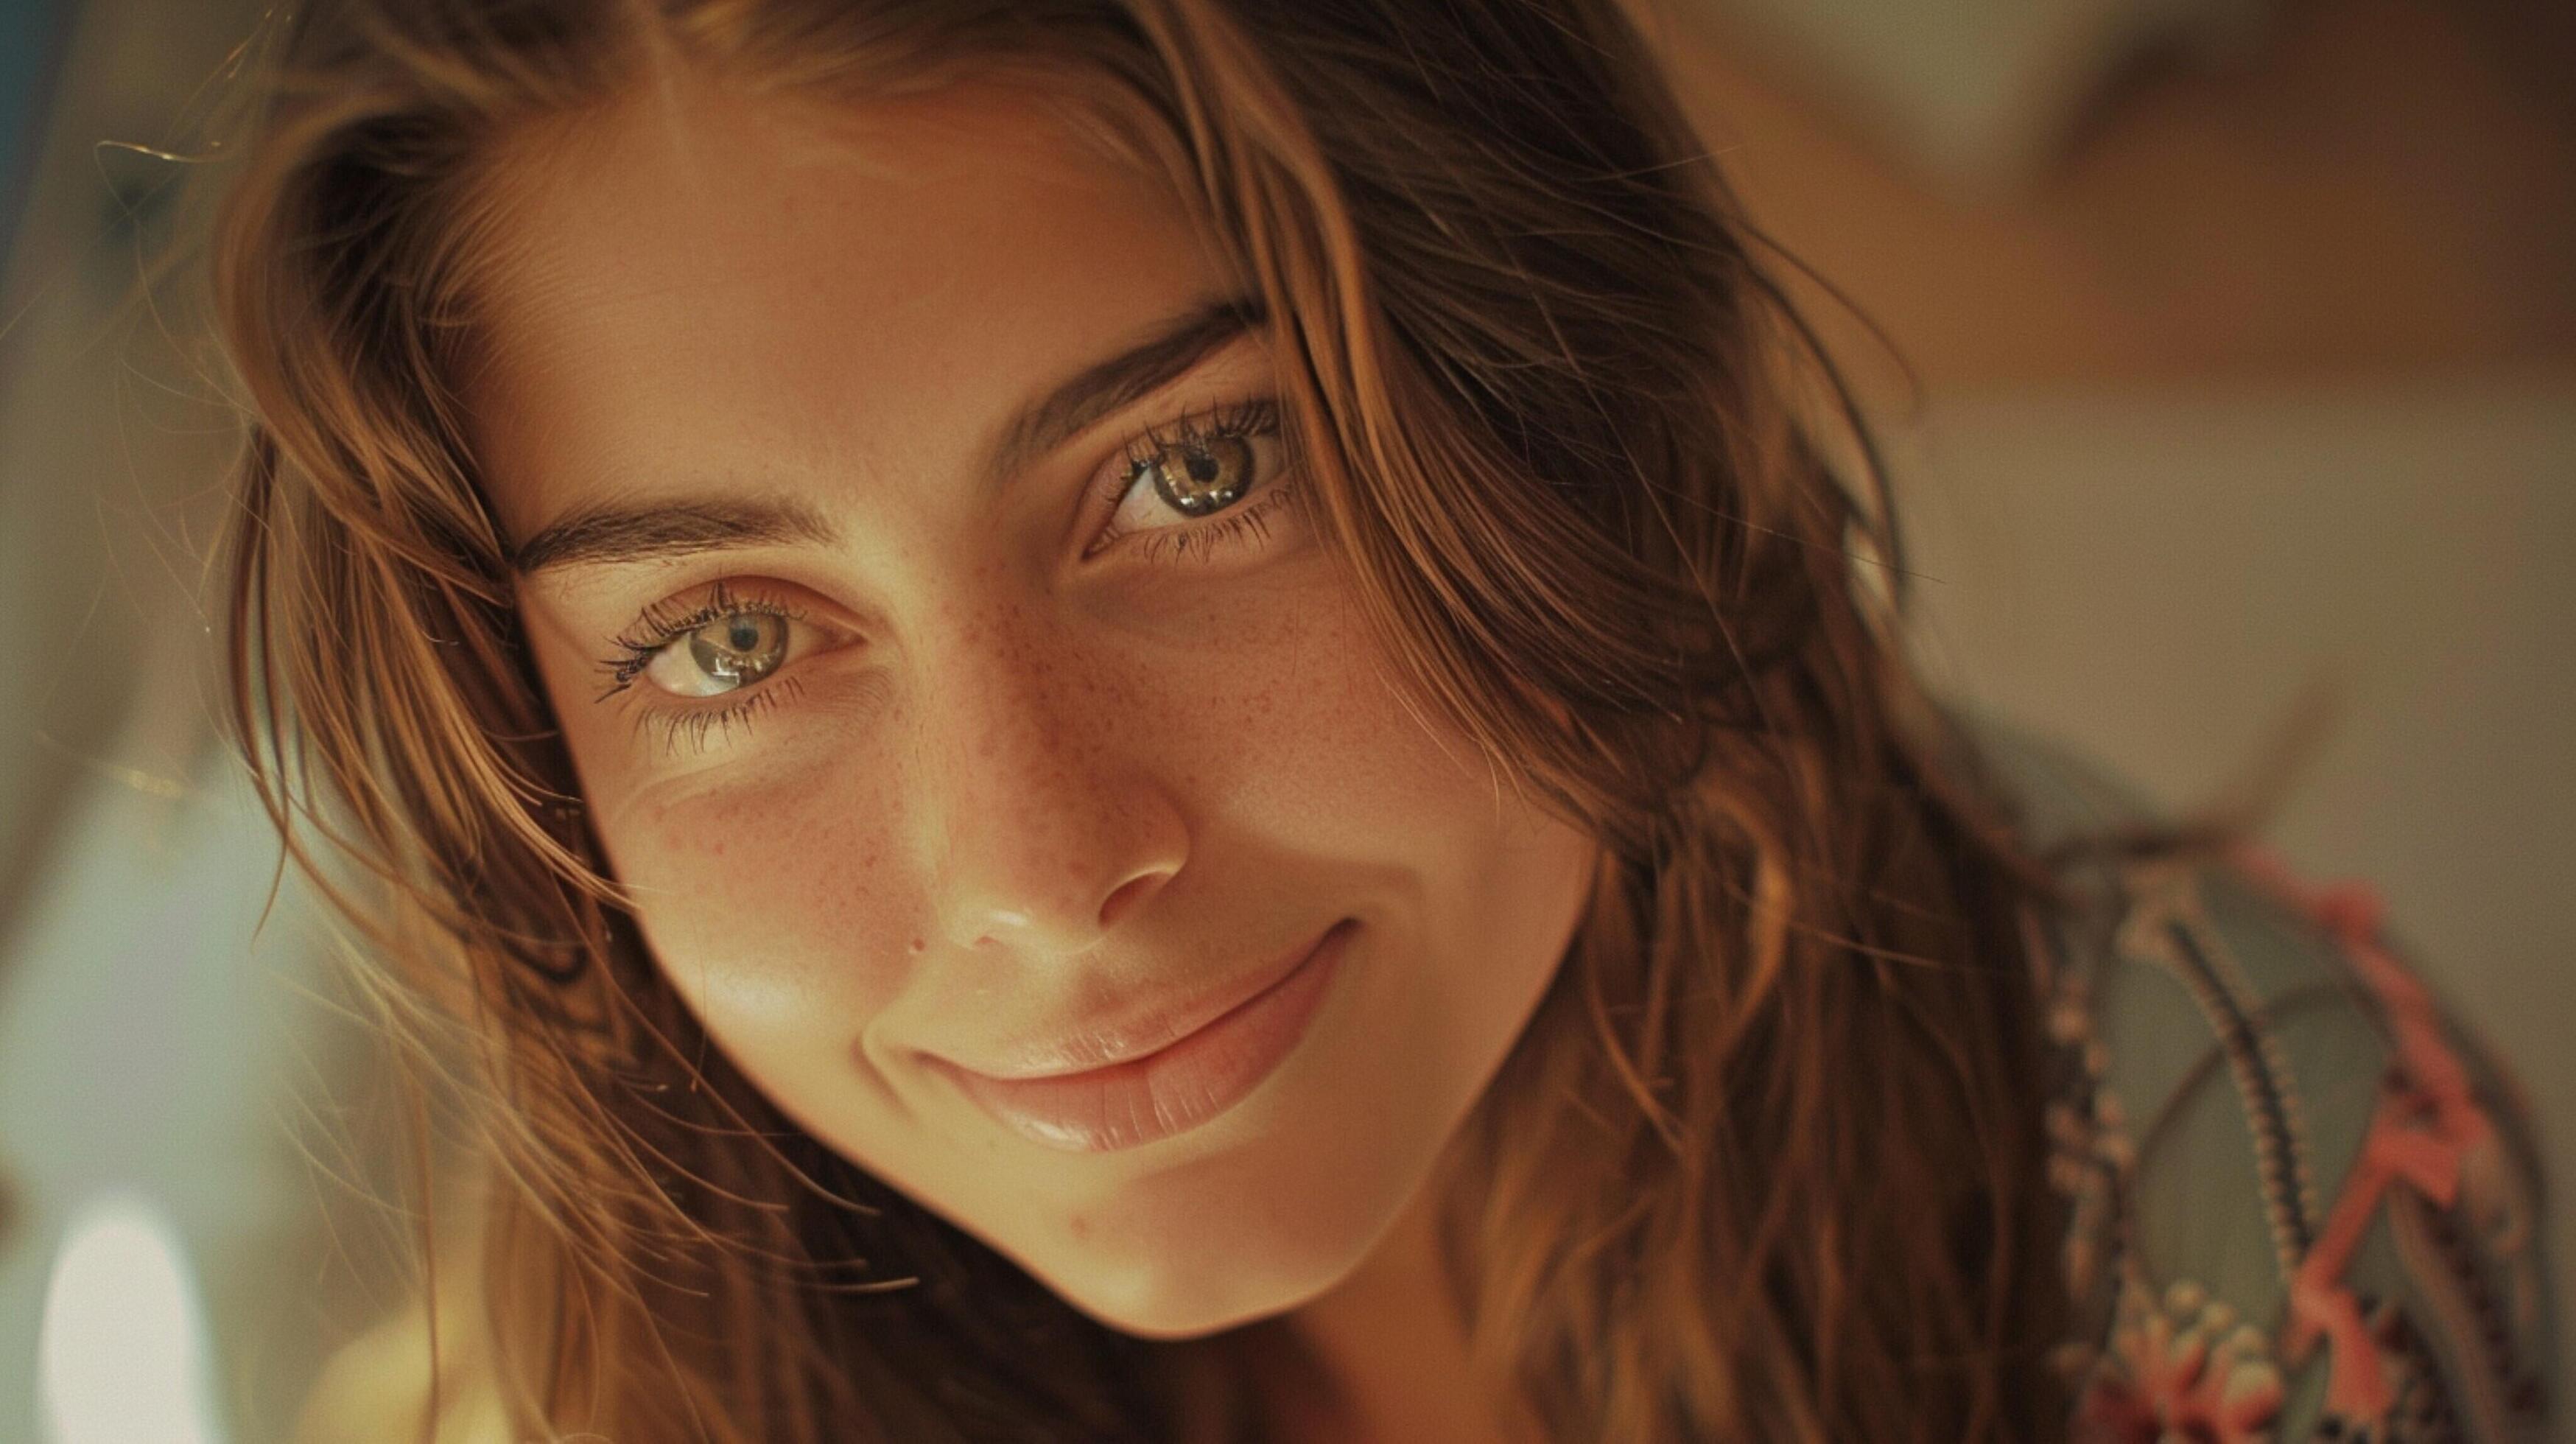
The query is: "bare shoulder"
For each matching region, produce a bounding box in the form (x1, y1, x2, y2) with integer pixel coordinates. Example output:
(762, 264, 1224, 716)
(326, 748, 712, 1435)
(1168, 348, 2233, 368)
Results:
(294, 1292, 513, 1444)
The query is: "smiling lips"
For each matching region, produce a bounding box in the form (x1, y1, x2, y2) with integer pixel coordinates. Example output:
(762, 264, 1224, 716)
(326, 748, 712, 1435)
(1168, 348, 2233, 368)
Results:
(927, 919, 1356, 1153)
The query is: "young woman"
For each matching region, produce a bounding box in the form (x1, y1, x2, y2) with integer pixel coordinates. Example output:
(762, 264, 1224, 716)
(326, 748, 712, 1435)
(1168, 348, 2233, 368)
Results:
(205, 0, 2552, 1439)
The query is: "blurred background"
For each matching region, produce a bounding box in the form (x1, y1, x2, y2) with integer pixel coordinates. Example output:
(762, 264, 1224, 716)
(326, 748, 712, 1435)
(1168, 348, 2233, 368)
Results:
(0, 0, 2567, 1437)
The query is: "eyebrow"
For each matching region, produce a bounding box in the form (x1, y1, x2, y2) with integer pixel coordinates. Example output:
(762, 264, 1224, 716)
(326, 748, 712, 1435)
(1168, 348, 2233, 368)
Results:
(508, 292, 1267, 575)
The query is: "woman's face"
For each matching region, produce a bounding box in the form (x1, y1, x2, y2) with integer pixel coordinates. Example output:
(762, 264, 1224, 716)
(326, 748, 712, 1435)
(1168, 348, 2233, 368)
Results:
(471, 72, 1598, 1338)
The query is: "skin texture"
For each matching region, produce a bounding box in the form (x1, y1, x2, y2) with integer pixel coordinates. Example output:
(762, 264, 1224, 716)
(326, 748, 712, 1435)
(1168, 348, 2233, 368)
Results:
(467, 69, 1596, 1430)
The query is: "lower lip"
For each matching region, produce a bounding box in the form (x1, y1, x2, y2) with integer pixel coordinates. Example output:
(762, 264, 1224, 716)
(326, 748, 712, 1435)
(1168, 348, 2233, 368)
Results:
(936, 920, 1355, 1154)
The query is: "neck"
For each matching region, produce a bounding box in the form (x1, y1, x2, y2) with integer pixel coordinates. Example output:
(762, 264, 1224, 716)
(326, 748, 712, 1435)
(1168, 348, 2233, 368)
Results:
(1213, 1177, 1541, 1444)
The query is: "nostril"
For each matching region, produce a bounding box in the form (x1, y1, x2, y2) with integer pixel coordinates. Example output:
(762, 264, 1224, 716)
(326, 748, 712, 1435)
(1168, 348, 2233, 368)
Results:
(1098, 871, 1162, 930)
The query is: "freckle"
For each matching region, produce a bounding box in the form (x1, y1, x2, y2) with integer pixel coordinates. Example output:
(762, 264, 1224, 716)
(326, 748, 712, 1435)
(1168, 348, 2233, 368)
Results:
(908, 936, 924, 953)
(1068, 1214, 1091, 1243)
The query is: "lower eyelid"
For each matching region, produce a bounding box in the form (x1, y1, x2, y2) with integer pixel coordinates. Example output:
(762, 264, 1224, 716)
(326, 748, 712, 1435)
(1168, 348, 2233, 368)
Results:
(1121, 474, 1302, 567)
(629, 673, 807, 757)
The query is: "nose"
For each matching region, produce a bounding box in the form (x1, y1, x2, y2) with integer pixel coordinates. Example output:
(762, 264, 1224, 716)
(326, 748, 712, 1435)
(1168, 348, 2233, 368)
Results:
(909, 609, 1186, 958)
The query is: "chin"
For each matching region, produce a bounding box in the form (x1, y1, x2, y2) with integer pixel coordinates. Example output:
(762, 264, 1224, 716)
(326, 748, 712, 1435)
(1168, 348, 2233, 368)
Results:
(1029, 1233, 1354, 1343)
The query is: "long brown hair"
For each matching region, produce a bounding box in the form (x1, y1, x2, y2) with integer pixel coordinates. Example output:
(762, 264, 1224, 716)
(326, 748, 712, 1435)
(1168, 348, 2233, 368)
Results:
(204, 0, 2195, 1437)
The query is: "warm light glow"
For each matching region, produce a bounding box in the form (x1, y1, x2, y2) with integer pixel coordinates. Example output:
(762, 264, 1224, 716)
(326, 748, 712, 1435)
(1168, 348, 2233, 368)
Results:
(37, 1190, 228, 1444)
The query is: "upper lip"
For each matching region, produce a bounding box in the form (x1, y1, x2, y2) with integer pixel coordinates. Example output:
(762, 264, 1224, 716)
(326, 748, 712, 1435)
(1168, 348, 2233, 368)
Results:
(927, 921, 1343, 1082)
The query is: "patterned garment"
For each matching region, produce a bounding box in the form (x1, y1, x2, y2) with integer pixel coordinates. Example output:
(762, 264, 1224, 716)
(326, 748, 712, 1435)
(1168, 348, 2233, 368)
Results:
(1968, 711, 2556, 1443)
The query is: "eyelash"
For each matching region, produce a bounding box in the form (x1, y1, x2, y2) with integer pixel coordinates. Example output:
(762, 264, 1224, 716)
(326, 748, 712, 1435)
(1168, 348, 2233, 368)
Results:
(594, 396, 1299, 754)
(1089, 397, 1296, 567)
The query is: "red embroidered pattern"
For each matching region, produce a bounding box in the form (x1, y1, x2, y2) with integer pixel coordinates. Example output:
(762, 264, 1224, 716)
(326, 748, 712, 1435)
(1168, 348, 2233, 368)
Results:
(2230, 846, 2542, 1432)
(2049, 843, 2550, 1441)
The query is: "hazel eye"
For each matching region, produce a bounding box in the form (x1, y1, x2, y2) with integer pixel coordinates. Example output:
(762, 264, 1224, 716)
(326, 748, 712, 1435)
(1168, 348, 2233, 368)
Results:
(1136, 432, 1255, 518)
(1099, 410, 1287, 553)
(642, 612, 791, 697)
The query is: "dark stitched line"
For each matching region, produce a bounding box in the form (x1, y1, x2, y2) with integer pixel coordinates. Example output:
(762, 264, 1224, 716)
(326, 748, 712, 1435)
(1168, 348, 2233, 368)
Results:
(2161, 916, 2317, 1262)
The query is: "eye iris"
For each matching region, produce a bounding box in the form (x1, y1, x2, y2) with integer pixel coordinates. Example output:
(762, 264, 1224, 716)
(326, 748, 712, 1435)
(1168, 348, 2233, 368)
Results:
(687, 613, 787, 687)
(1150, 435, 1251, 517)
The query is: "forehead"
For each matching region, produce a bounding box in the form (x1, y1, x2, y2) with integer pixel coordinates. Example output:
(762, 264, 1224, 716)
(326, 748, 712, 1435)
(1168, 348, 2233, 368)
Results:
(462, 71, 1224, 531)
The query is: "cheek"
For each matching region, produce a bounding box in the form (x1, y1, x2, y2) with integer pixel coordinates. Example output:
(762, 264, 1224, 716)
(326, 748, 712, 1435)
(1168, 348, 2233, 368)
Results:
(1203, 580, 1512, 853)
(1231, 581, 1598, 1054)
(603, 777, 913, 1029)
(514, 615, 905, 1033)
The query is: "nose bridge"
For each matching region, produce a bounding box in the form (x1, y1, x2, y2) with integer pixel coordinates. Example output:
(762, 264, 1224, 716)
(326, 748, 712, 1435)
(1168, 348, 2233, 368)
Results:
(910, 599, 1176, 954)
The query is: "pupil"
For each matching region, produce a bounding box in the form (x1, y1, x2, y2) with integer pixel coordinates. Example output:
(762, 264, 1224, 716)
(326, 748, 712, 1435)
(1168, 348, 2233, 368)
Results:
(689, 614, 780, 686)
(1155, 435, 1250, 516)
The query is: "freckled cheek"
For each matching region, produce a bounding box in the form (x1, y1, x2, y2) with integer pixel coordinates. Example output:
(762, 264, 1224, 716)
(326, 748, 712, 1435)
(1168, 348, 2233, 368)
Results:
(602, 779, 913, 1031)
(1207, 588, 1493, 836)
(519, 634, 894, 1025)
